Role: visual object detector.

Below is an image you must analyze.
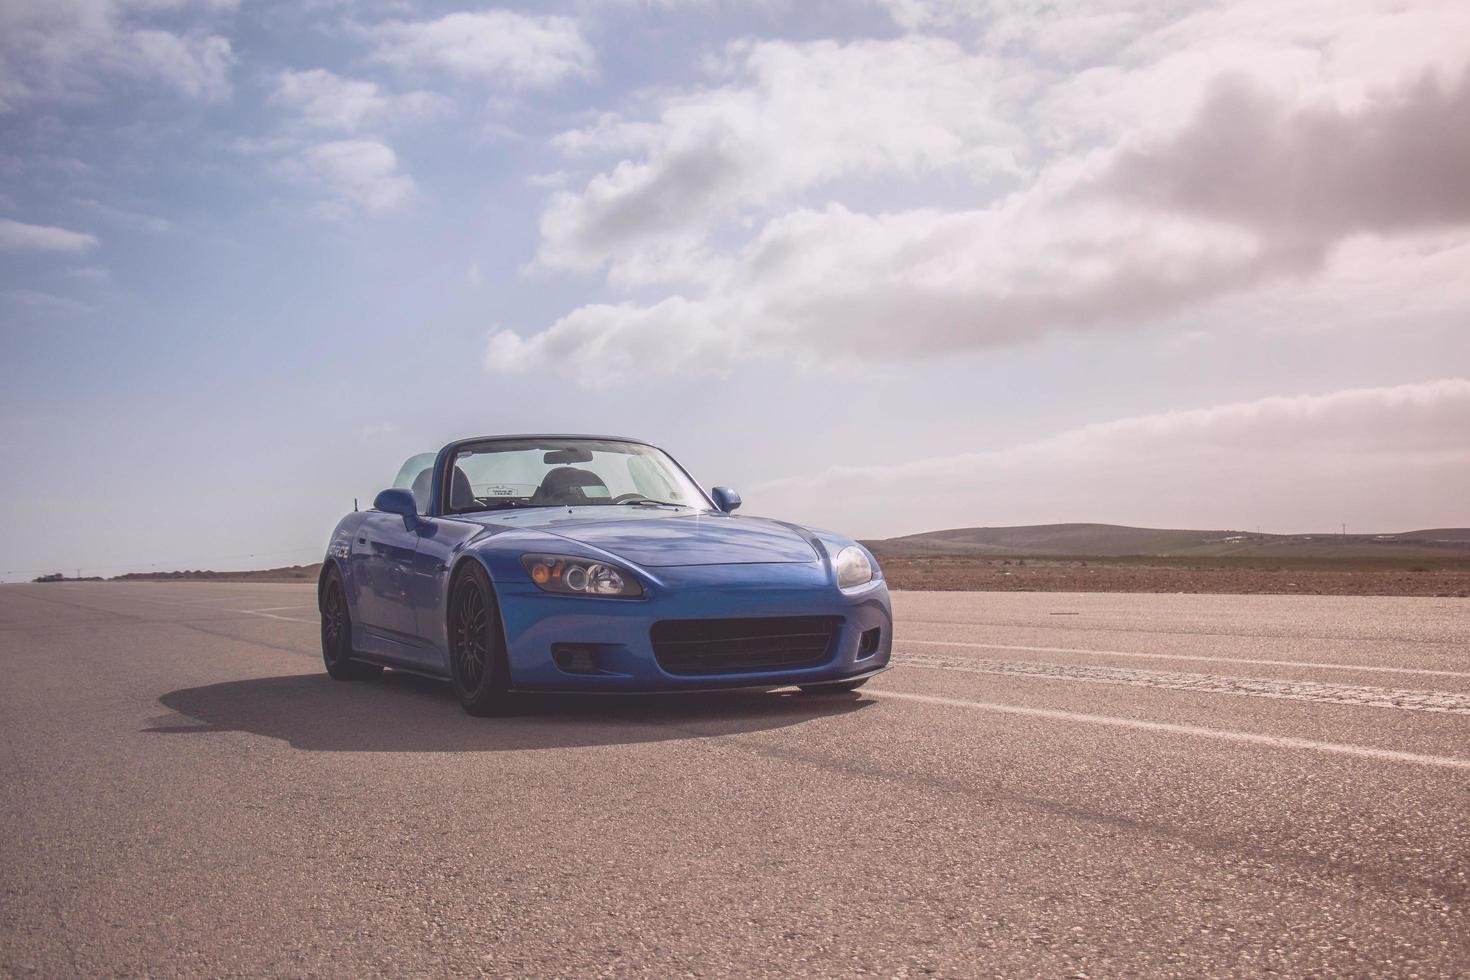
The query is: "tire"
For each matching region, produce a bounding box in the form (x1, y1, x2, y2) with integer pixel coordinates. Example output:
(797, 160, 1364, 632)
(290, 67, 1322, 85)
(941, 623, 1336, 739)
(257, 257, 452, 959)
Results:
(447, 563, 513, 716)
(320, 567, 382, 681)
(798, 677, 869, 695)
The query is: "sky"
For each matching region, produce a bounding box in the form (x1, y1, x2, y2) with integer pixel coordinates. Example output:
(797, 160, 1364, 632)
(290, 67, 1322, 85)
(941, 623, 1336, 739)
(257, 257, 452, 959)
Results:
(1, 0, 1467, 580)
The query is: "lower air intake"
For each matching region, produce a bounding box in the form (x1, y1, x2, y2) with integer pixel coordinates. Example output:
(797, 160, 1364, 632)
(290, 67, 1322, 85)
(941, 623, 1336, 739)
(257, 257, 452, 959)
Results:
(650, 616, 842, 676)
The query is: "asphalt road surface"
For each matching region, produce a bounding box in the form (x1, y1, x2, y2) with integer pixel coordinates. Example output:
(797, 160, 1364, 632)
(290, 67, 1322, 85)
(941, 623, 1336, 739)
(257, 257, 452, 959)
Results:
(2, 583, 1467, 977)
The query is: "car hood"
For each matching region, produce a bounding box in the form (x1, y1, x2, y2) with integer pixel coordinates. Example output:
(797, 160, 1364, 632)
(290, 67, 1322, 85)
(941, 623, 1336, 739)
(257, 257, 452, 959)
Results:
(464, 508, 820, 567)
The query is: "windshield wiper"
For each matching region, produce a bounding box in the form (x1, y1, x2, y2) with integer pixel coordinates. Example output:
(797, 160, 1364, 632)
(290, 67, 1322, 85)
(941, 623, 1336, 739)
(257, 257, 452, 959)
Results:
(618, 499, 688, 508)
(468, 500, 550, 512)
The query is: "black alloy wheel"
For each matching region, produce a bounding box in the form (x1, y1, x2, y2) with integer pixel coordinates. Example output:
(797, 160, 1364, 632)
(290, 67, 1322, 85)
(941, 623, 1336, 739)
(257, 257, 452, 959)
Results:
(448, 564, 512, 716)
(320, 568, 381, 681)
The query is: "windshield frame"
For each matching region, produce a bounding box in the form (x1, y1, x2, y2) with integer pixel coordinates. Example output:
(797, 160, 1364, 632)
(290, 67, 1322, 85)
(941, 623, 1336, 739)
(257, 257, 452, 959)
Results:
(433, 435, 717, 517)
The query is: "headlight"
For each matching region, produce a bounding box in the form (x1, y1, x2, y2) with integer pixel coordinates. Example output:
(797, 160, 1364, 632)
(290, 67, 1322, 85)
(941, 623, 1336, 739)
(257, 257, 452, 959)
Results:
(835, 546, 874, 589)
(521, 554, 643, 597)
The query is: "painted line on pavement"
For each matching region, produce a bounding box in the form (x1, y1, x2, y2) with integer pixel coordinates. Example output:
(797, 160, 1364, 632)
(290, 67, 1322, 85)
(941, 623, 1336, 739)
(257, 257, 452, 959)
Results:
(107, 590, 319, 624)
(874, 689, 1470, 772)
(900, 638, 1470, 679)
(896, 652, 1470, 714)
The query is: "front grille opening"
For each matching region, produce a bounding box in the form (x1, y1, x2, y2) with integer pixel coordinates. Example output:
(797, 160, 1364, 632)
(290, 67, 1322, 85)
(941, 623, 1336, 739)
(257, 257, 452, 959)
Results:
(857, 627, 882, 659)
(650, 616, 842, 676)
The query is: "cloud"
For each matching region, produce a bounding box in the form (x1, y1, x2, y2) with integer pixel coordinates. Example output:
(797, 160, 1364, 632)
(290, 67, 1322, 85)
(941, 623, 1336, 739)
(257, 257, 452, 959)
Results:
(0, 218, 99, 252)
(288, 140, 416, 216)
(537, 36, 1021, 281)
(121, 28, 232, 101)
(487, 295, 732, 383)
(370, 10, 594, 89)
(63, 265, 110, 282)
(491, 196, 1280, 385)
(0, 0, 235, 109)
(3, 289, 96, 314)
(269, 68, 446, 131)
(754, 379, 1470, 537)
(503, 1, 1470, 384)
(1095, 70, 1470, 241)
(73, 197, 172, 233)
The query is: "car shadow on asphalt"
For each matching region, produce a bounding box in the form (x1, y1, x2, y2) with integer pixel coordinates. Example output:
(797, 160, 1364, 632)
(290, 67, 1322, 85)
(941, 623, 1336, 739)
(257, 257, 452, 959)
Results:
(145, 670, 873, 752)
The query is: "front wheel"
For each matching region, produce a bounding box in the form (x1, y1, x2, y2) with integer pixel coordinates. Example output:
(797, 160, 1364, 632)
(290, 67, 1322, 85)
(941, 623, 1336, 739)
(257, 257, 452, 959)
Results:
(797, 677, 869, 695)
(448, 564, 513, 716)
(320, 568, 382, 681)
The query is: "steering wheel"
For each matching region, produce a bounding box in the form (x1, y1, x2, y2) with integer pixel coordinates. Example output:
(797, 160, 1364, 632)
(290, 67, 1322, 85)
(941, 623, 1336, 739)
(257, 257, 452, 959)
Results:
(611, 493, 651, 504)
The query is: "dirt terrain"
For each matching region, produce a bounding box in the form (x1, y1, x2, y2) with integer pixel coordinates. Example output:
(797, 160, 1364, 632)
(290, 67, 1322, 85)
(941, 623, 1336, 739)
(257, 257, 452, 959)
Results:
(113, 564, 323, 584)
(94, 555, 1470, 596)
(879, 555, 1470, 597)
(867, 522, 1470, 560)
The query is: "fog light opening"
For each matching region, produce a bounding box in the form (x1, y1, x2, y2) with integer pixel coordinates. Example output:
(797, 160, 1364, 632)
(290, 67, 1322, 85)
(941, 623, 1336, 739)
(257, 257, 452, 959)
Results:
(857, 627, 881, 659)
(553, 644, 601, 674)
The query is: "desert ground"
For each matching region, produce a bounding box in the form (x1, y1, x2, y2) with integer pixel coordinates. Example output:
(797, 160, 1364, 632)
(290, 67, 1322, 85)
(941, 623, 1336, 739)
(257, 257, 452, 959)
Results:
(879, 555, 1470, 596)
(106, 555, 1470, 597)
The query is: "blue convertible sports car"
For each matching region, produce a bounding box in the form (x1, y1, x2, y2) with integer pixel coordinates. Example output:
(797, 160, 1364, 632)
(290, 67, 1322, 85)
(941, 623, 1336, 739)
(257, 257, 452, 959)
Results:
(319, 435, 892, 714)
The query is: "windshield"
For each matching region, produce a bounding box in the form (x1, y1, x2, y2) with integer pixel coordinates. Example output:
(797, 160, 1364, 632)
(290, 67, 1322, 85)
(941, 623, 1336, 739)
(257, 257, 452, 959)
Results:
(430, 439, 711, 514)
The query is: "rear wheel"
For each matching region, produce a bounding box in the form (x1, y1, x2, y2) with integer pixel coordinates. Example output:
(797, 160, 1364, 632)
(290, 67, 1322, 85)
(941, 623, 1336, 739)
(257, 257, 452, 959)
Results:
(798, 678, 869, 695)
(320, 568, 382, 681)
(448, 563, 513, 716)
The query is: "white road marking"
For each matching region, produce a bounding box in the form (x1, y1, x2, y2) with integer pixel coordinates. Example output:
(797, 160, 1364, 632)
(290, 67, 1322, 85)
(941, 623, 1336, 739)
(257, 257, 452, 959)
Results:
(899, 617, 1466, 648)
(239, 611, 317, 624)
(873, 689, 1470, 772)
(897, 652, 1470, 714)
(245, 605, 318, 613)
(105, 590, 319, 624)
(900, 637, 1470, 679)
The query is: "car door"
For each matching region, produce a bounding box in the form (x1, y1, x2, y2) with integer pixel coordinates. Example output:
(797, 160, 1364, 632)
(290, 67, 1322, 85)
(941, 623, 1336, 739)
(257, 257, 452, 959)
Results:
(350, 511, 421, 641)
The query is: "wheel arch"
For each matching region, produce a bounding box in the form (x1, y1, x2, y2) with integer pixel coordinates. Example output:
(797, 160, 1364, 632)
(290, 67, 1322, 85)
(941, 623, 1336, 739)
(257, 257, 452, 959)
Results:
(317, 558, 342, 611)
(445, 551, 497, 597)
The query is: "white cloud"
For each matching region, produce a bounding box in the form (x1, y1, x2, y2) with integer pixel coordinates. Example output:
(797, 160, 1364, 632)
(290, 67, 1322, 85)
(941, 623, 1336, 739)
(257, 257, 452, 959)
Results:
(121, 28, 232, 101)
(492, 195, 1278, 385)
(370, 10, 594, 89)
(506, 0, 1470, 384)
(537, 36, 1021, 280)
(487, 295, 732, 383)
(755, 379, 1470, 537)
(63, 265, 110, 282)
(269, 68, 446, 131)
(0, 218, 99, 252)
(0, 0, 235, 109)
(74, 197, 172, 233)
(3, 289, 96, 314)
(288, 140, 416, 216)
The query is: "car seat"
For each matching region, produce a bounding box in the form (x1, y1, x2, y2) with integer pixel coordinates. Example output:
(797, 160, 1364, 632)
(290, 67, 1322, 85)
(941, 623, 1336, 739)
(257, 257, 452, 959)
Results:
(531, 467, 609, 506)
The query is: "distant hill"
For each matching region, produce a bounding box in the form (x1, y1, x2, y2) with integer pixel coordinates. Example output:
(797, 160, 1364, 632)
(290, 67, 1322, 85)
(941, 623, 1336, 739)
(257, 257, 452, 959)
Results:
(863, 523, 1470, 560)
(112, 563, 322, 583)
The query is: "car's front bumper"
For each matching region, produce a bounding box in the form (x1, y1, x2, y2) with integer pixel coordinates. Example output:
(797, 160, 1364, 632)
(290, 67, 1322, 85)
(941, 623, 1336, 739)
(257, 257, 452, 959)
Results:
(491, 561, 893, 692)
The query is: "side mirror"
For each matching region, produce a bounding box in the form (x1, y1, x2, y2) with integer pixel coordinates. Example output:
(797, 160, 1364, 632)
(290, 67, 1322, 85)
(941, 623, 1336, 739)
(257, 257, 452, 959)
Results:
(373, 487, 420, 529)
(711, 486, 742, 513)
